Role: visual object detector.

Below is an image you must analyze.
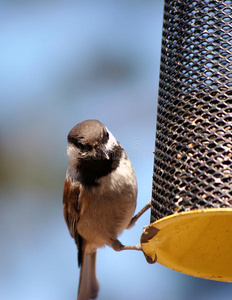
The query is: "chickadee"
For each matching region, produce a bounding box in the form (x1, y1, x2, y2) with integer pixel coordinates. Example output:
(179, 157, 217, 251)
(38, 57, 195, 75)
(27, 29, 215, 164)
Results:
(63, 120, 151, 300)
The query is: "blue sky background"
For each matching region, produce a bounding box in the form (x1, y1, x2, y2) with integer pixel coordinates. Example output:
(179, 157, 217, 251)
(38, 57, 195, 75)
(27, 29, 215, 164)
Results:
(1, 0, 232, 299)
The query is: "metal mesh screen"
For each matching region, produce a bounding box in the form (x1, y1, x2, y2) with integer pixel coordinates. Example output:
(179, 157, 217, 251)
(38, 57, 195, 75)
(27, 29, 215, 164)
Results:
(151, 0, 232, 223)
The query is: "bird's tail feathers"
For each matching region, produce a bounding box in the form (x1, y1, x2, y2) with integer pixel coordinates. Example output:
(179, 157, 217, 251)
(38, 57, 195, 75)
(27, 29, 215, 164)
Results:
(78, 250, 99, 300)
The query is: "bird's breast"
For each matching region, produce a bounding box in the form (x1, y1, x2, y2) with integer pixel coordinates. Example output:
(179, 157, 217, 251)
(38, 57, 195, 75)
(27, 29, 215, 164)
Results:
(77, 164, 137, 250)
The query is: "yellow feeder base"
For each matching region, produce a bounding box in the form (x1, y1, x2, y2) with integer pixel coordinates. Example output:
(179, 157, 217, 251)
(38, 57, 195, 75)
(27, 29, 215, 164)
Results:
(141, 208, 232, 282)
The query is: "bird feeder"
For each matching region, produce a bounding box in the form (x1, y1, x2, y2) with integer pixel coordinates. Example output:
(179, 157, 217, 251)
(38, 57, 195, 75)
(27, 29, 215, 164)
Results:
(141, 0, 232, 282)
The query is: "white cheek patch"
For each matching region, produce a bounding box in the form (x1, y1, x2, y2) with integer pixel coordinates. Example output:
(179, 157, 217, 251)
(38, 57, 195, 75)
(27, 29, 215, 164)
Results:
(105, 129, 118, 151)
(67, 143, 82, 164)
(67, 143, 76, 157)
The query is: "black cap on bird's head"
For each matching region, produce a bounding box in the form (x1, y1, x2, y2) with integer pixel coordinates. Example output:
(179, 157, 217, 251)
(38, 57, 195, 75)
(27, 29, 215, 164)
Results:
(67, 120, 112, 160)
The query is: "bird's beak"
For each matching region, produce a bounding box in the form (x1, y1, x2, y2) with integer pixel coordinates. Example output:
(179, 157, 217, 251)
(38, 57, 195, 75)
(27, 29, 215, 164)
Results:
(100, 147, 110, 160)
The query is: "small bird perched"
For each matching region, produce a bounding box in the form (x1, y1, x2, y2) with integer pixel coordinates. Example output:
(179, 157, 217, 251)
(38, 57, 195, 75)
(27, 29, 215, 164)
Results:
(63, 120, 151, 300)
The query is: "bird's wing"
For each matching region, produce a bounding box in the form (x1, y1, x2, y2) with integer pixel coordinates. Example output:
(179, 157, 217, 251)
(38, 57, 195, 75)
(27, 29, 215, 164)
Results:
(63, 177, 82, 250)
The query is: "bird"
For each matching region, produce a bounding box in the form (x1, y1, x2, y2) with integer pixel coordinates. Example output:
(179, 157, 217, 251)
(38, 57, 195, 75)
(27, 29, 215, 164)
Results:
(63, 119, 151, 300)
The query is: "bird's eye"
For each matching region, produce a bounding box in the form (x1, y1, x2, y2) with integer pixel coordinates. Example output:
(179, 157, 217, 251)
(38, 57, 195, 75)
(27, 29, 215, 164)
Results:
(78, 142, 85, 150)
(104, 131, 109, 140)
(102, 131, 109, 144)
(85, 144, 93, 151)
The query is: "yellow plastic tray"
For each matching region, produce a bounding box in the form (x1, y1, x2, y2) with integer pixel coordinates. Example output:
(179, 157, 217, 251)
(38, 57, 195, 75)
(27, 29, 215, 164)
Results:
(141, 208, 232, 282)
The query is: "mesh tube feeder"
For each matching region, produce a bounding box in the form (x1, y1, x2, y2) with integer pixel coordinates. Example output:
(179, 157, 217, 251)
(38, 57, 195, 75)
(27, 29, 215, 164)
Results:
(141, 0, 232, 281)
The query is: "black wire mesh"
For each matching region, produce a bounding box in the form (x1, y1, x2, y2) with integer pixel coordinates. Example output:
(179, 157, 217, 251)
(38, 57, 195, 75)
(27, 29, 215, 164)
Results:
(151, 0, 232, 223)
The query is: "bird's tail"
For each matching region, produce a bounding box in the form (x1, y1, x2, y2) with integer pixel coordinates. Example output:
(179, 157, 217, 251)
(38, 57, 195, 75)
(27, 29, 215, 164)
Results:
(78, 251, 99, 300)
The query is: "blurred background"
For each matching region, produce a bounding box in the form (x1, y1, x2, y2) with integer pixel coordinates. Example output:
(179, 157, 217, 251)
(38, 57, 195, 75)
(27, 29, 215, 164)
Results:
(1, 0, 232, 299)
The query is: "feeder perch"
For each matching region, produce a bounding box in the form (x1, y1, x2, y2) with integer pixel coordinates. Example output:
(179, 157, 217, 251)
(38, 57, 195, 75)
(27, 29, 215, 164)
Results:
(141, 0, 232, 282)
